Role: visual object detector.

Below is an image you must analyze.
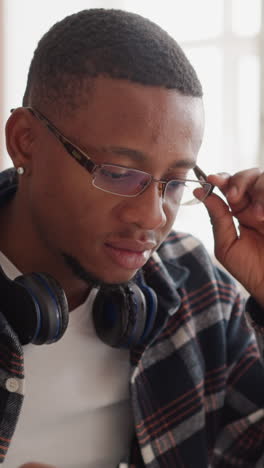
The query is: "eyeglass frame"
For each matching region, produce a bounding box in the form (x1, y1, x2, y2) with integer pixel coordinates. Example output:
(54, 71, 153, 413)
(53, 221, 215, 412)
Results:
(12, 106, 214, 202)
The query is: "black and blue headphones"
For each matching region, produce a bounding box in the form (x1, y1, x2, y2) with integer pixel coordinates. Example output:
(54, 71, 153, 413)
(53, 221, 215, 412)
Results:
(0, 265, 157, 348)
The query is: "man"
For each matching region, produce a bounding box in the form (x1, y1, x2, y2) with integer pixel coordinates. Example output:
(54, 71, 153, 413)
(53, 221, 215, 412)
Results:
(0, 7, 264, 468)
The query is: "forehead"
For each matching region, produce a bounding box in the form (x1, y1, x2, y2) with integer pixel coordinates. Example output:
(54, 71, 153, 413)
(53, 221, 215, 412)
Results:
(56, 77, 204, 165)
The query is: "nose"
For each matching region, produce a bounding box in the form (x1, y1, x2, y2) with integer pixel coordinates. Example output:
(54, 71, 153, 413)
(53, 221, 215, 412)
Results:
(117, 181, 167, 230)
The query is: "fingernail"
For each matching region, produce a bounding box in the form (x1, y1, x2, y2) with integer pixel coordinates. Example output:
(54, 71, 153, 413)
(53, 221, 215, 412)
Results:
(216, 172, 229, 178)
(227, 186, 238, 201)
(193, 187, 206, 201)
(253, 201, 264, 219)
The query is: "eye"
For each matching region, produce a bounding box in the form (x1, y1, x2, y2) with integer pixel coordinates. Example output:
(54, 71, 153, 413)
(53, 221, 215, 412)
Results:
(166, 179, 186, 191)
(100, 166, 132, 179)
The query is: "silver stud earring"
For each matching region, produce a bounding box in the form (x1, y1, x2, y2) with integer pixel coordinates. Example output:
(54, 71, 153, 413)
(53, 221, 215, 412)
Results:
(16, 167, 25, 175)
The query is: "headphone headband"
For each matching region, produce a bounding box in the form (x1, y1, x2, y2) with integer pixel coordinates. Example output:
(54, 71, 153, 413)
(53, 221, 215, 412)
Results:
(0, 266, 157, 348)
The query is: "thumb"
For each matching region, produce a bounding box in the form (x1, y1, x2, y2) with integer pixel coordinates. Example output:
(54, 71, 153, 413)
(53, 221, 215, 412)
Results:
(200, 191, 238, 260)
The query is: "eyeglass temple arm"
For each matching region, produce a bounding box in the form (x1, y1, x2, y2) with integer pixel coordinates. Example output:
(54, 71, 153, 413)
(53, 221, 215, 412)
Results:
(10, 109, 215, 196)
(20, 107, 96, 174)
(194, 165, 214, 195)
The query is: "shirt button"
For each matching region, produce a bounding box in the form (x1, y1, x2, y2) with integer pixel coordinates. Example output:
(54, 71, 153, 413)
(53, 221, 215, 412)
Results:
(6, 377, 19, 393)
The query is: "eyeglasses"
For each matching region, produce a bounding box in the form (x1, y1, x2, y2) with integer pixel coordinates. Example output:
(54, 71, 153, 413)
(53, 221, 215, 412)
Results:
(22, 106, 213, 206)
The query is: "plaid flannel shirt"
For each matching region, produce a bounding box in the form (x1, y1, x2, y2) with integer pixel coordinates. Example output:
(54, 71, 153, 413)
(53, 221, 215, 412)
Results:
(0, 168, 264, 467)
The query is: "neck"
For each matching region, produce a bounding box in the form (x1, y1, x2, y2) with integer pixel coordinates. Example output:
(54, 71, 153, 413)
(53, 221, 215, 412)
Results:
(0, 197, 92, 311)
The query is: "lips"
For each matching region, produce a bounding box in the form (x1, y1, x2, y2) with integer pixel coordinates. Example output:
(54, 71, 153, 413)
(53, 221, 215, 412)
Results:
(104, 240, 157, 270)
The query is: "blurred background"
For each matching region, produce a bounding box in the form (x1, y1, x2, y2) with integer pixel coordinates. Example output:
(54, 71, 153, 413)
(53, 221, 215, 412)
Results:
(0, 0, 263, 252)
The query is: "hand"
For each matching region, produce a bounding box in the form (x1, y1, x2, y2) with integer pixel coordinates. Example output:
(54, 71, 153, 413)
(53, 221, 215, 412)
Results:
(202, 168, 264, 306)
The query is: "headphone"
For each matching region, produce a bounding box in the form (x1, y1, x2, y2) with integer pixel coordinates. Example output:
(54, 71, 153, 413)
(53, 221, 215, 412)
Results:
(0, 265, 157, 348)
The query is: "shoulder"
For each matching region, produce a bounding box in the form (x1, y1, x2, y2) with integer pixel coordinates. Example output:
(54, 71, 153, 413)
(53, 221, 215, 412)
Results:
(158, 230, 206, 262)
(158, 230, 237, 293)
(0, 168, 18, 202)
(157, 232, 244, 340)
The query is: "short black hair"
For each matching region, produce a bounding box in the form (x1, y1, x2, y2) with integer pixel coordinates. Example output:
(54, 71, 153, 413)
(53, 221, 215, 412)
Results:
(23, 8, 203, 109)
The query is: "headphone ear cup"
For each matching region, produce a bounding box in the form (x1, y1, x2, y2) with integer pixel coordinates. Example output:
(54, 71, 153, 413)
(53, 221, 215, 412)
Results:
(119, 283, 147, 347)
(92, 281, 157, 349)
(33, 273, 69, 341)
(92, 284, 147, 348)
(92, 286, 139, 348)
(137, 282, 158, 343)
(14, 272, 69, 345)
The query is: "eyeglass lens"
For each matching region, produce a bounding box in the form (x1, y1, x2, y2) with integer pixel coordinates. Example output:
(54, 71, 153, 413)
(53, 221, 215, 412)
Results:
(93, 166, 151, 196)
(92, 165, 211, 205)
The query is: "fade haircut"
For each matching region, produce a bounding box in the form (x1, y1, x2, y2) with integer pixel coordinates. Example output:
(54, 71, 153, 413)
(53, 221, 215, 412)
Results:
(23, 8, 203, 111)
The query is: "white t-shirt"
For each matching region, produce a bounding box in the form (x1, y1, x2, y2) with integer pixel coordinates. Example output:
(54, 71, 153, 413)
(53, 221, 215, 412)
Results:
(0, 252, 133, 468)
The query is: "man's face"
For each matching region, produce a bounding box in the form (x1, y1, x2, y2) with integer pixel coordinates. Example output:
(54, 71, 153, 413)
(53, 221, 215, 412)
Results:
(26, 77, 204, 284)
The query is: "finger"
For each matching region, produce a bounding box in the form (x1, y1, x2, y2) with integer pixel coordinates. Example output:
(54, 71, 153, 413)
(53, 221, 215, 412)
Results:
(197, 190, 238, 260)
(206, 172, 250, 213)
(208, 169, 263, 218)
(246, 172, 264, 219)
(208, 168, 262, 198)
(207, 172, 230, 191)
(225, 167, 262, 201)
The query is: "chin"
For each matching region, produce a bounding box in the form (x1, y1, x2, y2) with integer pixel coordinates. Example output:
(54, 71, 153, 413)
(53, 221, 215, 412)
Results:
(62, 252, 137, 287)
(102, 271, 137, 285)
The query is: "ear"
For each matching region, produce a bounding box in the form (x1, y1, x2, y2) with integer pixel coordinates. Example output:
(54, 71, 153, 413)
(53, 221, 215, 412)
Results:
(5, 108, 36, 172)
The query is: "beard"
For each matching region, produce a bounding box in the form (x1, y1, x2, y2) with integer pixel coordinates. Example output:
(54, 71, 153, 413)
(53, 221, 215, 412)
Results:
(61, 252, 137, 291)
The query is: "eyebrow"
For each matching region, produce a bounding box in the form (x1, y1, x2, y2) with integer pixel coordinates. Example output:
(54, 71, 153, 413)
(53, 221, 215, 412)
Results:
(94, 145, 196, 169)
